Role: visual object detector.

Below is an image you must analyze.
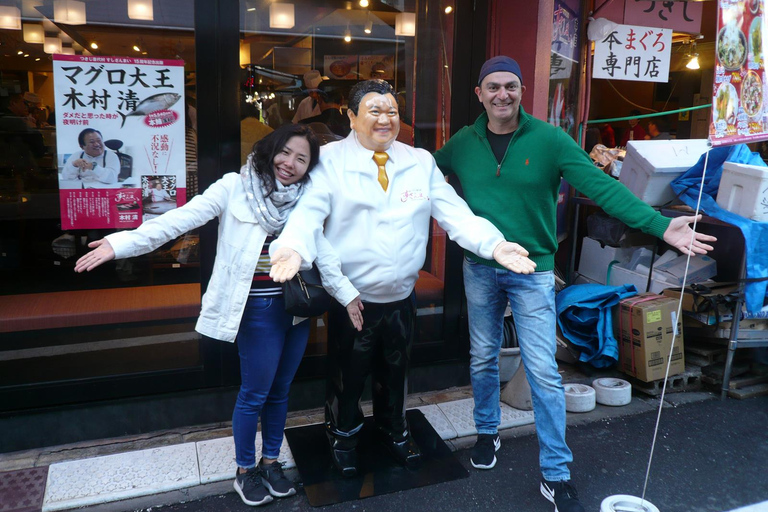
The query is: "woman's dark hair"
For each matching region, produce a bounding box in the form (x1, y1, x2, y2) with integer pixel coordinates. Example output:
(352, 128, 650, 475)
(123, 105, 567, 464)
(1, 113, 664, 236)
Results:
(250, 123, 320, 196)
(347, 79, 395, 115)
(78, 128, 103, 147)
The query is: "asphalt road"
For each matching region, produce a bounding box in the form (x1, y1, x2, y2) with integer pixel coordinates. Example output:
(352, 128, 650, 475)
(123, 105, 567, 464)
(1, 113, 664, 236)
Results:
(140, 395, 768, 512)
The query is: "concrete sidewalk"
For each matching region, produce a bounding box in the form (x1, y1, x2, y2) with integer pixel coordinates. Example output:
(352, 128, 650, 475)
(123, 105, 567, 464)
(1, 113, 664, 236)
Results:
(0, 374, 729, 512)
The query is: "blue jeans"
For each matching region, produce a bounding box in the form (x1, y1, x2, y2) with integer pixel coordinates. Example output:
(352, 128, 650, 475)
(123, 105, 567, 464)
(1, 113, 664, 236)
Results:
(232, 296, 309, 468)
(463, 257, 572, 481)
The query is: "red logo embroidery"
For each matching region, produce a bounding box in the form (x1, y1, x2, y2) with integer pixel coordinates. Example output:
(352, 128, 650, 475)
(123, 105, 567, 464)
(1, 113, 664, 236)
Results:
(525, 158, 530, 165)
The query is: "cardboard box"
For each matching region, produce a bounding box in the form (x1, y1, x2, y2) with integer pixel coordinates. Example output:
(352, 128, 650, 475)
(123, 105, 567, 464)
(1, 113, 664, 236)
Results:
(620, 139, 710, 206)
(614, 293, 685, 382)
(661, 282, 739, 325)
(717, 162, 768, 222)
(653, 254, 717, 286)
(608, 264, 678, 294)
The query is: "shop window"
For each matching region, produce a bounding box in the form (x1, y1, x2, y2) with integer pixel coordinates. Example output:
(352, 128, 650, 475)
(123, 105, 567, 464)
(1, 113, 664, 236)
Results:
(238, 0, 454, 356)
(0, 1, 200, 394)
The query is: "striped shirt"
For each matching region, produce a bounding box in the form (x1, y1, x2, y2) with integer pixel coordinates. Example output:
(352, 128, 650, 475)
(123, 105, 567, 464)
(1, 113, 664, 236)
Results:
(250, 235, 282, 297)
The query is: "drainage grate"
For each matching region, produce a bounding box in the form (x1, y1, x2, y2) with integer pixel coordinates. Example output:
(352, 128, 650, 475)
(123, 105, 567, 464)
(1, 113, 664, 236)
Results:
(0, 466, 48, 512)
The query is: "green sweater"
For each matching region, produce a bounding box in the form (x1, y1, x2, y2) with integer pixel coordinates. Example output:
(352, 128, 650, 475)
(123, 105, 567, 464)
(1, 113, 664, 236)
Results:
(433, 107, 671, 271)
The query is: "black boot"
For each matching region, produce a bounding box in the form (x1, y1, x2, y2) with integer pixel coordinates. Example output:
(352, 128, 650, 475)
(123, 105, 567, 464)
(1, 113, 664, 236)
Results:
(377, 428, 421, 467)
(325, 430, 358, 477)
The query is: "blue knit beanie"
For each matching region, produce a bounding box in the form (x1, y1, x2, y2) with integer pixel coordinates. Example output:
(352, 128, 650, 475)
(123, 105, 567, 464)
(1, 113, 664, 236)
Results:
(477, 56, 523, 86)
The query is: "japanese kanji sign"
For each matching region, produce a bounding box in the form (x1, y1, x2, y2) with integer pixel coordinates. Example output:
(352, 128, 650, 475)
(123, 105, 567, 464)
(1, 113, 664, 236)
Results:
(593, 23, 672, 82)
(624, 1, 703, 34)
(551, 1, 580, 80)
(53, 55, 186, 230)
(710, 0, 768, 147)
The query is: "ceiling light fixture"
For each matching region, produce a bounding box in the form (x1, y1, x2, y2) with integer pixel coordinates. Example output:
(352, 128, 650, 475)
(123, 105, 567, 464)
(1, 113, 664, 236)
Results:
(61, 47, 75, 55)
(133, 45, 141, 52)
(344, 27, 352, 42)
(269, 3, 295, 29)
(359, 0, 369, 6)
(17, 50, 24, 55)
(445, 6, 453, 14)
(90, 41, 98, 49)
(23, 24, 45, 44)
(0, 6, 21, 30)
(53, 0, 87, 25)
(128, 0, 154, 21)
(364, 19, 373, 34)
(686, 41, 700, 70)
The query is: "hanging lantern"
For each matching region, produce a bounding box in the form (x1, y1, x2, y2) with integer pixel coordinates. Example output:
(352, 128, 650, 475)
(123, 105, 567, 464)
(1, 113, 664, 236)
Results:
(395, 13, 415, 37)
(23, 24, 45, 44)
(0, 6, 21, 30)
(269, 3, 294, 29)
(53, 0, 87, 25)
(127, 0, 154, 21)
(44, 36, 63, 54)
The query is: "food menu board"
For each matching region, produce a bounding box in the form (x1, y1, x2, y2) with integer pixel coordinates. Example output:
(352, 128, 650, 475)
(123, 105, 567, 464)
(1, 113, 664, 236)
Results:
(711, 0, 768, 146)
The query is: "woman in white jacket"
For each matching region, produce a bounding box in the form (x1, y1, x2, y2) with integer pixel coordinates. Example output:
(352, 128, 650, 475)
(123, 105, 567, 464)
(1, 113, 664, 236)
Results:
(75, 124, 355, 507)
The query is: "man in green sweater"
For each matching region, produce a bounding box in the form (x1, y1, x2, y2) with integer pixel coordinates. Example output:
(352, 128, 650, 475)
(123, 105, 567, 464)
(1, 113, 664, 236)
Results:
(433, 56, 715, 512)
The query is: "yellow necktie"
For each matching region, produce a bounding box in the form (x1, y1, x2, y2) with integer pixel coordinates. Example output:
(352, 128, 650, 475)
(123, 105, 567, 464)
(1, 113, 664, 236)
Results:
(373, 152, 389, 192)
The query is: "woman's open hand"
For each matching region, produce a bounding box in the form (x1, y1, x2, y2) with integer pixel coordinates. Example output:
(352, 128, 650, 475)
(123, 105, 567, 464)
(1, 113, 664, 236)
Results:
(74, 239, 115, 273)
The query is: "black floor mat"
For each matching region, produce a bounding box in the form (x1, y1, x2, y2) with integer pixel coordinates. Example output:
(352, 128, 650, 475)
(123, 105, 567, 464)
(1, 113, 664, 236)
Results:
(284, 409, 469, 507)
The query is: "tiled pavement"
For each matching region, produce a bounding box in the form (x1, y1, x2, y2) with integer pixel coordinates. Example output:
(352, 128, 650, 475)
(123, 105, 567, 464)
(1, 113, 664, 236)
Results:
(0, 388, 540, 512)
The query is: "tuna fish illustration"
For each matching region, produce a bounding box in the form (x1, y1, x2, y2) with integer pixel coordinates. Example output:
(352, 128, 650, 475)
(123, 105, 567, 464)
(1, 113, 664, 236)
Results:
(119, 92, 181, 128)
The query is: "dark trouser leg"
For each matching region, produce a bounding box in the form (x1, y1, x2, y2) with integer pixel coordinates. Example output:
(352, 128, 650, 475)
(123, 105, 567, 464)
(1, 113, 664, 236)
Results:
(325, 300, 379, 440)
(371, 293, 416, 439)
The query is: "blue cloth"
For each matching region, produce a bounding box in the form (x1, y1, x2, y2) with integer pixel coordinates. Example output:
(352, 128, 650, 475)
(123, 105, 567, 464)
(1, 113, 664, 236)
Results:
(556, 283, 638, 368)
(232, 296, 309, 467)
(670, 144, 768, 314)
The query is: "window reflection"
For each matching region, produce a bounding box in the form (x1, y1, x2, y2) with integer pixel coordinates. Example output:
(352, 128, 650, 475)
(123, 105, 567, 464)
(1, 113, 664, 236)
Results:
(238, 0, 454, 352)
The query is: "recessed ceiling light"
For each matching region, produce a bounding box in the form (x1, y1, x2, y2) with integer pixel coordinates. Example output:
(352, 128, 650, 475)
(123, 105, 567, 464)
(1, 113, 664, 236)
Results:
(133, 45, 141, 52)
(90, 42, 98, 49)
(445, 6, 453, 13)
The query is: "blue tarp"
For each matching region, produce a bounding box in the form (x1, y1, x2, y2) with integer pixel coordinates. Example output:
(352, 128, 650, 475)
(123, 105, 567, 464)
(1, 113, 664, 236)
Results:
(556, 283, 638, 368)
(670, 144, 768, 314)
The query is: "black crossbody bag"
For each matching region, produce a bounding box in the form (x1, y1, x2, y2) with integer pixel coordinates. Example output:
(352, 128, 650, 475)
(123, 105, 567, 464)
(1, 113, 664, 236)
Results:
(282, 263, 331, 317)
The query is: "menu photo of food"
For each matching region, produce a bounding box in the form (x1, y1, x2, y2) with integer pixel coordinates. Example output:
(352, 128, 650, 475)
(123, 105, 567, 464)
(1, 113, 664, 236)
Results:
(359, 55, 395, 80)
(718, 19, 747, 71)
(712, 0, 768, 145)
(324, 55, 358, 80)
(749, 16, 764, 67)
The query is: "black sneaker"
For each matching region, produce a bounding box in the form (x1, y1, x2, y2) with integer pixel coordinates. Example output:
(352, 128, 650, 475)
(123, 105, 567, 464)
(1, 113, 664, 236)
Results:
(259, 459, 296, 498)
(540, 479, 585, 512)
(233, 467, 273, 507)
(470, 433, 500, 469)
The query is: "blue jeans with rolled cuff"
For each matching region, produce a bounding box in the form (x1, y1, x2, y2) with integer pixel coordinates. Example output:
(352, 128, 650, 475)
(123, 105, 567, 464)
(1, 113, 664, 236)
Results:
(232, 295, 309, 468)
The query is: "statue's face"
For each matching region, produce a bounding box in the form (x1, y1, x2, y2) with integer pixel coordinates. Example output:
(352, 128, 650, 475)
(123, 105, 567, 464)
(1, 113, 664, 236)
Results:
(348, 92, 400, 152)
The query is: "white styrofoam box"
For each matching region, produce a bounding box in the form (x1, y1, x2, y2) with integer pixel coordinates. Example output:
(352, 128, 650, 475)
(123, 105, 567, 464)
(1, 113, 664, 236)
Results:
(654, 254, 717, 286)
(717, 162, 768, 221)
(578, 237, 641, 285)
(609, 264, 678, 294)
(620, 139, 710, 206)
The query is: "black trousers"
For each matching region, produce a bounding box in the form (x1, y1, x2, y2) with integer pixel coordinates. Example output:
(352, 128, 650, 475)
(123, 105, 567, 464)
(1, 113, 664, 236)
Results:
(325, 292, 417, 446)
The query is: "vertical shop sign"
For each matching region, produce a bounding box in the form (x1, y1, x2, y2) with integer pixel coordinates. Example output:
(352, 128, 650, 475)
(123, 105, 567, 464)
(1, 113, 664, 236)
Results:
(593, 23, 672, 82)
(710, 0, 768, 146)
(548, 0, 581, 138)
(53, 55, 186, 230)
(624, 0, 703, 34)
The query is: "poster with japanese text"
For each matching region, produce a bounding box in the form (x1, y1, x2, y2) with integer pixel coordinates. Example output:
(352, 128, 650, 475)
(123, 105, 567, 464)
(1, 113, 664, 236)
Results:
(593, 23, 672, 82)
(53, 55, 186, 230)
(548, 0, 581, 138)
(710, 0, 768, 146)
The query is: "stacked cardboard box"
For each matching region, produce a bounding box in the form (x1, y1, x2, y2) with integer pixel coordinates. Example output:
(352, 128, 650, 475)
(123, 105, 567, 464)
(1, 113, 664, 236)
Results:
(614, 293, 685, 382)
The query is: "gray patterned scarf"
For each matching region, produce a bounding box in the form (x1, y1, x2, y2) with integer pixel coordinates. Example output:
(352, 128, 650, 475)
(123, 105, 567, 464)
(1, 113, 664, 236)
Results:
(241, 157, 303, 235)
